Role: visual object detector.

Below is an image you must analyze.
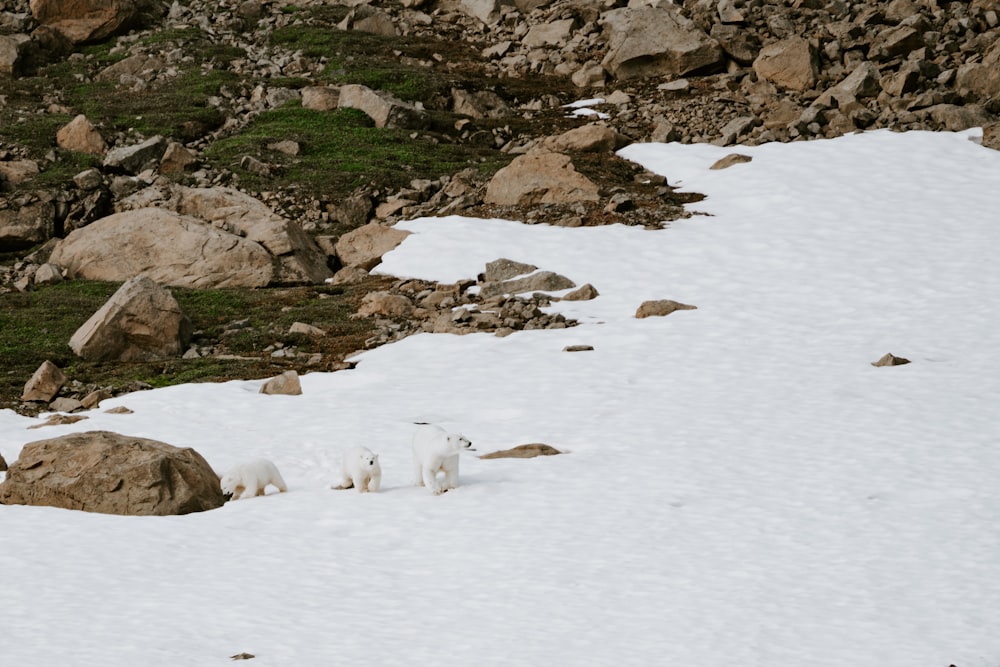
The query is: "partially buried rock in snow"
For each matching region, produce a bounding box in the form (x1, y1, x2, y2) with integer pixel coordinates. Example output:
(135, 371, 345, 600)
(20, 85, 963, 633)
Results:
(0, 430, 225, 516)
(260, 370, 302, 395)
(69, 275, 192, 362)
(635, 299, 698, 318)
(480, 443, 563, 459)
(0, 451, 7, 472)
(871, 352, 911, 367)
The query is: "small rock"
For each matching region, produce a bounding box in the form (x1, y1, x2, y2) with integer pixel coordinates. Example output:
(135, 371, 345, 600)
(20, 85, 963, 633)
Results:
(710, 154, 752, 170)
(260, 370, 302, 395)
(635, 300, 698, 318)
(871, 352, 911, 367)
(563, 345, 594, 352)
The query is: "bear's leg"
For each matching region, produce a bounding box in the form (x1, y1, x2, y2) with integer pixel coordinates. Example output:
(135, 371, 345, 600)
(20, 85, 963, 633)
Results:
(422, 466, 442, 494)
(272, 471, 288, 493)
(368, 473, 381, 493)
(357, 474, 369, 493)
(413, 456, 425, 486)
(333, 471, 354, 490)
(443, 457, 459, 490)
(237, 483, 255, 500)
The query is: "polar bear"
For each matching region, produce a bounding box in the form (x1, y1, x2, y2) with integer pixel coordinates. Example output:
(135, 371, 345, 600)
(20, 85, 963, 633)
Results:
(412, 423, 475, 495)
(332, 446, 382, 493)
(220, 459, 288, 500)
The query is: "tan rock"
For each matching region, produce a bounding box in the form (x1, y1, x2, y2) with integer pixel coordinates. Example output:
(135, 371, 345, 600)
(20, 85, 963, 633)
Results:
(536, 124, 628, 153)
(0, 430, 225, 515)
(49, 208, 274, 288)
(56, 114, 108, 155)
(301, 85, 340, 111)
(871, 352, 911, 367)
(601, 6, 723, 80)
(335, 223, 411, 271)
(69, 275, 193, 361)
(484, 152, 600, 206)
(172, 186, 332, 285)
(480, 443, 562, 459)
(260, 370, 303, 395)
(635, 299, 698, 318)
(0, 159, 40, 185)
(562, 283, 599, 301)
(29, 0, 139, 44)
(753, 37, 819, 92)
(22, 360, 66, 402)
(356, 291, 414, 318)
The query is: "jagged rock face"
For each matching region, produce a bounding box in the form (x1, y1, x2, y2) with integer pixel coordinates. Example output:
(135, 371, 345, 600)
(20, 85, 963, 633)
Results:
(69, 275, 193, 361)
(0, 430, 225, 516)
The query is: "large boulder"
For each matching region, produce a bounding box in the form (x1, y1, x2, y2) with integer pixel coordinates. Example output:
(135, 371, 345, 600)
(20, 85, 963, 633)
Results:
(48, 208, 274, 288)
(172, 186, 333, 285)
(600, 6, 723, 80)
(29, 0, 139, 44)
(334, 222, 411, 270)
(0, 34, 31, 76)
(753, 37, 819, 92)
(0, 430, 225, 515)
(484, 152, 600, 206)
(69, 275, 192, 361)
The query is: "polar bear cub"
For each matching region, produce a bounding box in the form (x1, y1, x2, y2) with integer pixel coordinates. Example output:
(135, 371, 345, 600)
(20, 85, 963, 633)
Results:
(412, 423, 475, 495)
(333, 446, 382, 493)
(220, 459, 288, 500)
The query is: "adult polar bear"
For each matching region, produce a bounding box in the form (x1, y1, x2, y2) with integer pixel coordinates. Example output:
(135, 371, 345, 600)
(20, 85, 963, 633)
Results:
(220, 459, 288, 500)
(412, 423, 475, 494)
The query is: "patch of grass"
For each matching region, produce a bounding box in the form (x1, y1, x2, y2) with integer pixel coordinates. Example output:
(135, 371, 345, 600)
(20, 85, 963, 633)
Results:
(0, 278, 388, 415)
(201, 103, 505, 202)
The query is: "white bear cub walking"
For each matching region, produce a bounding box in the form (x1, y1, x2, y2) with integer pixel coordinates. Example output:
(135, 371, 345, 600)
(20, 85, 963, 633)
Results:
(333, 446, 382, 493)
(412, 423, 475, 495)
(220, 459, 288, 501)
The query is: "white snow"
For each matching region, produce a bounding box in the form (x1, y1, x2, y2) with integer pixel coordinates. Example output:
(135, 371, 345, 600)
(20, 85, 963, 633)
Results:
(2, 128, 1000, 666)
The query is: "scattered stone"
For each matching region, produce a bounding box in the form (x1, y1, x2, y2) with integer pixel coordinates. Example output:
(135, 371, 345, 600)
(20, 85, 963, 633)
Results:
(563, 345, 594, 352)
(27, 414, 89, 429)
(301, 86, 340, 111)
(104, 406, 134, 414)
(230, 654, 256, 661)
(49, 397, 83, 413)
(710, 154, 753, 169)
(69, 275, 193, 361)
(338, 84, 427, 129)
(260, 370, 302, 395)
(562, 283, 599, 301)
(635, 299, 698, 318)
(289, 322, 326, 337)
(601, 6, 723, 80)
(483, 258, 538, 282)
(0, 430, 225, 515)
(480, 443, 563, 459)
(355, 291, 414, 318)
(56, 114, 107, 155)
(22, 360, 66, 402)
(871, 352, 911, 367)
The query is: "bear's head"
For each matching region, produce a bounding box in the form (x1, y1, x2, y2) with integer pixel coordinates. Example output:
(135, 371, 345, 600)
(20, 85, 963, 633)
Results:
(446, 433, 476, 453)
(219, 474, 240, 501)
(359, 451, 379, 469)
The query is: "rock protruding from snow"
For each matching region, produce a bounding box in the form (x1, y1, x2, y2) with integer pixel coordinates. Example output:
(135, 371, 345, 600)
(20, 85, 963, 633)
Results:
(0, 430, 225, 515)
(260, 370, 303, 395)
(335, 223, 411, 271)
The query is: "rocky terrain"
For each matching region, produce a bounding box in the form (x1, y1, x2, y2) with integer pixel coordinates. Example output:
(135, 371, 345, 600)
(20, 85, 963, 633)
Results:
(1, 0, 998, 415)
